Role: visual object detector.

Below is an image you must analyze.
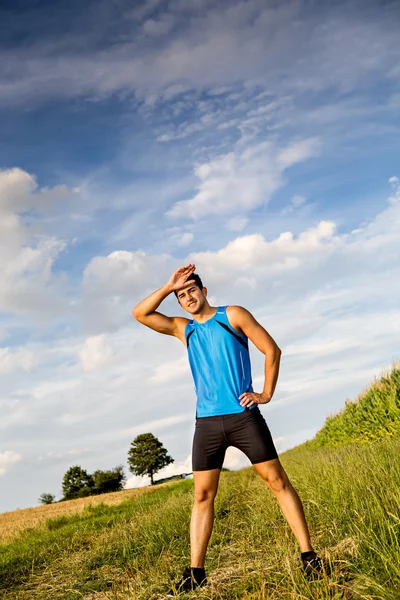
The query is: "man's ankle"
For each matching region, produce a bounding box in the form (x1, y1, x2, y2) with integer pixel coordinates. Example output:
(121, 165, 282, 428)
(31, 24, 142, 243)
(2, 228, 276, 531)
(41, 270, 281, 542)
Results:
(301, 550, 316, 559)
(191, 567, 206, 582)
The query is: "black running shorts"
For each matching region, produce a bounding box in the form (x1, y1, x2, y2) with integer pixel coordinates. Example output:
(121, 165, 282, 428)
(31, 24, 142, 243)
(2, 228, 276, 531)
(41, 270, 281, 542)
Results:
(192, 406, 278, 471)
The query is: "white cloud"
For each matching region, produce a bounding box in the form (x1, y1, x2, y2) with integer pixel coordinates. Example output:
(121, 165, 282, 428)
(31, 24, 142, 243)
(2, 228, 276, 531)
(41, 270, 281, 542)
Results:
(126, 0, 164, 22)
(156, 113, 219, 142)
(170, 232, 194, 247)
(125, 473, 150, 488)
(188, 221, 337, 277)
(142, 15, 175, 37)
(2, 177, 400, 512)
(0, 168, 76, 319)
(226, 217, 248, 232)
(122, 413, 193, 439)
(2, 0, 398, 110)
(0, 348, 36, 374)
(223, 447, 250, 470)
(218, 119, 238, 131)
(281, 194, 307, 215)
(167, 138, 320, 220)
(0, 451, 23, 477)
(39, 448, 93, 461)
(291, 195, 306, 207)
(81, 250, 169, 332)
(83, 250, 167, 297)
(277, 138, 321, 168)
(32, 378, 81, 401)
(247, 100, 283, 117)
(78, 335, 114, 372)
(150, 356, 190, 383)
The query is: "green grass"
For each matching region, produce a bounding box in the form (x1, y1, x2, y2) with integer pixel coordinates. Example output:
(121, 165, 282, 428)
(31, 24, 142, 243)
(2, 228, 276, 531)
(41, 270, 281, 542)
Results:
(2, 367, 400, 599)
(306, 365, 400, 449)
(1, 438, 400, 599)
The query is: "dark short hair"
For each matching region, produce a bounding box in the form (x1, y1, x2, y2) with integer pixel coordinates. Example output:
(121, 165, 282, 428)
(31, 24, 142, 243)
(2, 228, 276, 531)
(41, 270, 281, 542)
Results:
(174, 273, 204, 298)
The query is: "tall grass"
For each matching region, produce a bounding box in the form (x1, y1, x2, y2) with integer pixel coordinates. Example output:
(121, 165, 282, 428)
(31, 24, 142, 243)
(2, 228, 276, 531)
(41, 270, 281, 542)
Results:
(308, 365, 400, 449)
(1, 438, 400, 599)
(2, 368, 400, 598)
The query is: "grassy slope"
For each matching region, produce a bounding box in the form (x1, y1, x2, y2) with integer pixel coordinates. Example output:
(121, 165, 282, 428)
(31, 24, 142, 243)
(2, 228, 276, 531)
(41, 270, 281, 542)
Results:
(307, 366, 400, 449)
(0, 487, 158, 546)
(2, 367, 400, 599)
(1, 439, 400, 600)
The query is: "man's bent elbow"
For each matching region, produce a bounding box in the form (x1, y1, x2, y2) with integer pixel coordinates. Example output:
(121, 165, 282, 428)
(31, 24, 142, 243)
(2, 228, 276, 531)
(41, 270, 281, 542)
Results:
(132, 307, 144, 322)
(263, 344, 281, 360)
(273, 345, 282, 361)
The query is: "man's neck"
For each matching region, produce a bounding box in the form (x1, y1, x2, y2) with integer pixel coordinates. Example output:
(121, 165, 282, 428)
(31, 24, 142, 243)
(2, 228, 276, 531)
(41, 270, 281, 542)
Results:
(192, 303, 217, 324)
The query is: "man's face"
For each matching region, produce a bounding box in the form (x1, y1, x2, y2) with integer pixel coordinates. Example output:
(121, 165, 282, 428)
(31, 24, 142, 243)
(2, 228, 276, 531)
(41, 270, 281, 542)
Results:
(177, 283, 206, 314)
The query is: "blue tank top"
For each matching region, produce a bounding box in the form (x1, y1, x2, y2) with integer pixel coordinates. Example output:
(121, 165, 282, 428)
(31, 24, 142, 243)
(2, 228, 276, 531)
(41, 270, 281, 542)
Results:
(184, 306, 255, 417)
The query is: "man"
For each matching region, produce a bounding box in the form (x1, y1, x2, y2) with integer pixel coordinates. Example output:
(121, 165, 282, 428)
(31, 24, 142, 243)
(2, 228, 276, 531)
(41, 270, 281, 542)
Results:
(132, 264, 322, 594)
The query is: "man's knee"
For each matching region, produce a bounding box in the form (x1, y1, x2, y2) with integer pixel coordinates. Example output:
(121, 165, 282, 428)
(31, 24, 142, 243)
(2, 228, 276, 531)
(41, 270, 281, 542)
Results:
(194, 487, 217, 505)
(262, 468, 289, 493)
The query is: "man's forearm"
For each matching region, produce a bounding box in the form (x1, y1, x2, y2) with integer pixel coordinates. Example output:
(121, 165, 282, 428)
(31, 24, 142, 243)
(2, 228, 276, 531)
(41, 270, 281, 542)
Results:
(262, 348, 281, 399)
(132, 284, 173, 318)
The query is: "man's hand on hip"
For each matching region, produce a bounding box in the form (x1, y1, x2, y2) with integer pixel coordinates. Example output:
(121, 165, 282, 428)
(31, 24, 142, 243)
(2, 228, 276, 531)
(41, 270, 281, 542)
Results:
(239, 392, 272, 408)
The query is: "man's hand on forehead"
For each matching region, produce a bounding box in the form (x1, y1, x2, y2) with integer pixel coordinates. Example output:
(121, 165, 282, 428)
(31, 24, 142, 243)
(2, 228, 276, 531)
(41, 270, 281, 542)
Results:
(167, 264, 196, 291)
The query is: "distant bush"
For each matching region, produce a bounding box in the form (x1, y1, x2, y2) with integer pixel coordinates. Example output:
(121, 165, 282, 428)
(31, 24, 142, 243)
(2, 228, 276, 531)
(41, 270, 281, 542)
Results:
(92, 466, 126, 494)
(38, 493, 56, 505)
(60, 465, 126, 500)
(62, 466, 95, 500)
(309, 365, 400, 448)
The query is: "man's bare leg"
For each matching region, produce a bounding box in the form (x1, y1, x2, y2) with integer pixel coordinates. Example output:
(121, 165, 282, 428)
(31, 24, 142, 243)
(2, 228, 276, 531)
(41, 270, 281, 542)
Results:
(190, 469, 221, 568)
(253, 458, 313, 552)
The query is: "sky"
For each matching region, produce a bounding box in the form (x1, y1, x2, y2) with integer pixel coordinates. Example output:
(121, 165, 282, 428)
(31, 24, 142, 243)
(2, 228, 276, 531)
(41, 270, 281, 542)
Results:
(0, 0, 400, 513)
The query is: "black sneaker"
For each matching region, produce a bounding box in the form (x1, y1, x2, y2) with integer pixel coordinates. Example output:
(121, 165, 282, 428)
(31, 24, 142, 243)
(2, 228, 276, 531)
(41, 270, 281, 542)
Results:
(167, 567, 207, 596)
(301, 551, 323, 579)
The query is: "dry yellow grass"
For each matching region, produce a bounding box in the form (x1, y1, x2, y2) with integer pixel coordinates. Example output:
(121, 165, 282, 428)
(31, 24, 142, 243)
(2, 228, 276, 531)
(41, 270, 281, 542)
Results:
(0, 484, 163, 544)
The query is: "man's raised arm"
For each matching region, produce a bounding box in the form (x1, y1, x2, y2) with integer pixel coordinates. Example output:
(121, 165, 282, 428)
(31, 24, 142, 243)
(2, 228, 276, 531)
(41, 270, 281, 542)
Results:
(132, 264, 195, 337)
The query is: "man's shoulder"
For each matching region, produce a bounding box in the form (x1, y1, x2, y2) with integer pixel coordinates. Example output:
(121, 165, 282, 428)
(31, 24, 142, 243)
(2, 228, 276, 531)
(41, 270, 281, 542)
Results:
(225, 305, 253, 334)
(226, 305, 251, 317)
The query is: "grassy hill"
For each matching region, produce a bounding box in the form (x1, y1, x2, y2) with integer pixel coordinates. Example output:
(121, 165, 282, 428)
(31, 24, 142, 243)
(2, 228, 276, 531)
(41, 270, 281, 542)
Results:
(1, 367, 400, 599)
(1, 438, 400, 599)
(307, 364, 400, 449)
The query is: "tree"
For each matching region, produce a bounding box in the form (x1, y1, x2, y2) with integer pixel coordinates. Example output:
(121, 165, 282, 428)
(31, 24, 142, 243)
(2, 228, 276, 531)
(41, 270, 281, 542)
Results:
(92, 465, 126, 494)
(127, 433, 174, 485)
(38, 492, 55, 505)
(62, 465, 94, 500)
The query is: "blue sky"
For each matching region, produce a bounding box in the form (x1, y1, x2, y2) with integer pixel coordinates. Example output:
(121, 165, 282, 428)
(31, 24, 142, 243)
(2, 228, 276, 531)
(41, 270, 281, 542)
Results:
(0, 0, 400, 513)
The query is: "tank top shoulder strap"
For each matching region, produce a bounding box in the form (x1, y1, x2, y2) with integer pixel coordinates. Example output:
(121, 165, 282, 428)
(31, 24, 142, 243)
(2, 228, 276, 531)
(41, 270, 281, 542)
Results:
(214, 305, 249, 345)
(184, 319, 196, 348)
(214, 305, 228, 324)
(184, 319, 195, 335)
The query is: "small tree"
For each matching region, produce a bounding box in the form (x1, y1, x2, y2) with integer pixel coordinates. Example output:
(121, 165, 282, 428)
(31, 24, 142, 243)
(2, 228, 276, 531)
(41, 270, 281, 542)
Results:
(62, 465, 94, 500)
(38, 492, 55, 505)
(127, 433, 174, 485)
(92, 465, 126, 494)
